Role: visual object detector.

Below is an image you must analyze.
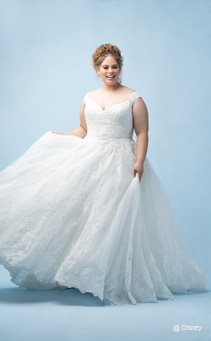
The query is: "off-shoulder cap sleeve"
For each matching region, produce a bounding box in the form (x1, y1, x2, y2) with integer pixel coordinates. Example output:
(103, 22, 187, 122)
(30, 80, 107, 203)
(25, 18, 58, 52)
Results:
(131, 91, 142, 105)
(83, 92, 90, 104)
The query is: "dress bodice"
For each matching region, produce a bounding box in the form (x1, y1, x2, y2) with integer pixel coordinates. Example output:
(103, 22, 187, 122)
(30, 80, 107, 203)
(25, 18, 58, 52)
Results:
(84, 92, 140, 140)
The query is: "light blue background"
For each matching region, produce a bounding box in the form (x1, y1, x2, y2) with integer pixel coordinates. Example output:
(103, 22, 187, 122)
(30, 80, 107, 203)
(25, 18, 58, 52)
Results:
(0, 0, 210, 283)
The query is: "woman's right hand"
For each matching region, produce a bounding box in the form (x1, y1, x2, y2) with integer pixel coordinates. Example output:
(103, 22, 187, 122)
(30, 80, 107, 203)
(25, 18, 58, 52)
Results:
(51, 131, 65, 135)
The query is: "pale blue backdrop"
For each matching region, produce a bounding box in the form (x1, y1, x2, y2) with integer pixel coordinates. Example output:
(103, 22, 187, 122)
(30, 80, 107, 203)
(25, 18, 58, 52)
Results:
(0, 0, 210, 282)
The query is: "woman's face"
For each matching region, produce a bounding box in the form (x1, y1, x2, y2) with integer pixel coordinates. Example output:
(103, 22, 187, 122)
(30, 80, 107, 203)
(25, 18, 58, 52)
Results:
(97, 55, 121, 86)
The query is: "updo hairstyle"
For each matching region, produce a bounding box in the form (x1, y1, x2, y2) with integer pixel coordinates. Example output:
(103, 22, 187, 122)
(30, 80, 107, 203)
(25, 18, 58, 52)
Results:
(92, 43, 123, 70)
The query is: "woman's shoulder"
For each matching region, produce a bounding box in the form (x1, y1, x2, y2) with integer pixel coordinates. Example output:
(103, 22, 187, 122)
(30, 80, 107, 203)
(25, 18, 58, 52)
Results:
(120, 85, 136, 95)
(83, 88, 101, 102)
(121, 86, 143, 101)
(119, 86, 143, 104)
(87, 88, 102, 96)
(119, 86, 143, 102)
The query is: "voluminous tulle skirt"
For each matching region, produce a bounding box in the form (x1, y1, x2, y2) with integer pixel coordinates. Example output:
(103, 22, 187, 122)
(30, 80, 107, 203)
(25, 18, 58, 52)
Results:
(0, 132, 206, 304)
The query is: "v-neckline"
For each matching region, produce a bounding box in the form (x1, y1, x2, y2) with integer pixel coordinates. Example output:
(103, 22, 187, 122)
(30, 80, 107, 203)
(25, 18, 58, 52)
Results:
(88, 92, 136, 112)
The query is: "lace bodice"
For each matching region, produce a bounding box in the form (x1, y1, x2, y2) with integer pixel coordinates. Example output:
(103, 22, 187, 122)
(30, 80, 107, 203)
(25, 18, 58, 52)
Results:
(83, 92, 140, 140)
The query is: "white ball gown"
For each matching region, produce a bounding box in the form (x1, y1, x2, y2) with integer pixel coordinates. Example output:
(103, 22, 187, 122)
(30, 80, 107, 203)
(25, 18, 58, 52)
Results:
(0, 92, 206, 304)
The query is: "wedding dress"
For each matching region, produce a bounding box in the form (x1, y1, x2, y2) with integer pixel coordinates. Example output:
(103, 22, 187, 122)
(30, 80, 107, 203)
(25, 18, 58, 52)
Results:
(0, 91, 206, 304)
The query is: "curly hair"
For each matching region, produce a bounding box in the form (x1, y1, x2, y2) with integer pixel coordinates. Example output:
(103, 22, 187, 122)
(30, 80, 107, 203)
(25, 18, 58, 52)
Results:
(92, 43, 123, 70)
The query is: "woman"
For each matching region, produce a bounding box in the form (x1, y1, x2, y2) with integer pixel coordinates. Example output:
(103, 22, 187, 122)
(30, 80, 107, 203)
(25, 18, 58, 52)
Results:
(0, 43, 206, 304)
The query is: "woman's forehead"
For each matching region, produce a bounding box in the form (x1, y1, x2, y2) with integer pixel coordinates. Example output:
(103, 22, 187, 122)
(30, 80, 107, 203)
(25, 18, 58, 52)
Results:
(101, 55, 119, 65)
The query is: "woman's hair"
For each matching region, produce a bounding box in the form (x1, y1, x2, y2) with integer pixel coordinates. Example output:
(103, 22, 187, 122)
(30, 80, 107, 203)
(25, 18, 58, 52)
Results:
(92, 43, 123, 70)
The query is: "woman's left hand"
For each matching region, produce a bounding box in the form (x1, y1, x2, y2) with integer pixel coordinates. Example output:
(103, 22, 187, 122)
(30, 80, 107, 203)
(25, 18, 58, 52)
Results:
(133, 162, 144, 180)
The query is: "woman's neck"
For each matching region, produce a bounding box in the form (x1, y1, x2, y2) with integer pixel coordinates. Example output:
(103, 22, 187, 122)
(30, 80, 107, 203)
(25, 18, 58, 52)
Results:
(103, 83, 121, 92)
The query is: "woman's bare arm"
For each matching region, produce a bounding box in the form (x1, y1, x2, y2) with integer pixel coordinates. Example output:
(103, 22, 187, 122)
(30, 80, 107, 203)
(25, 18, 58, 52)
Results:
(132, 97, 149, 180)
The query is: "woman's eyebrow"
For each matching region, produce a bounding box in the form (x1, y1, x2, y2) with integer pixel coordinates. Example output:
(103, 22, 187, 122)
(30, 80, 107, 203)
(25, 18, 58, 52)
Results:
(102, 64, 119, 67)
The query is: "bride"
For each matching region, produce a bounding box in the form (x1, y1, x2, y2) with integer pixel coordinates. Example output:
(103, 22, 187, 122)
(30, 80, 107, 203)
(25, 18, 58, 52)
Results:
(0, 43, 206, 304)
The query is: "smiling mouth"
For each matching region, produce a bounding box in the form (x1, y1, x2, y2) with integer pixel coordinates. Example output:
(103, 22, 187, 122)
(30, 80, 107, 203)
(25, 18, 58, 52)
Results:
(106, 75, 115, 79)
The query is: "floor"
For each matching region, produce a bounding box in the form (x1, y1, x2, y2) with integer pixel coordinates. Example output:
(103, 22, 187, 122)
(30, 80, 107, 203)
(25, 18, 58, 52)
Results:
(0, 266, 210, 341)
